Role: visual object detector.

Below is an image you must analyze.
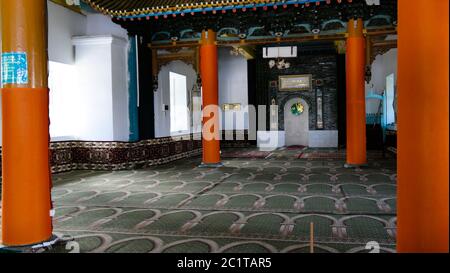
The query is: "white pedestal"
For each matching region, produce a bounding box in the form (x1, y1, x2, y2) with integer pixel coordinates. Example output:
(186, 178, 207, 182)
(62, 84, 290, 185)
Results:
(308, 130, 339, 148)
(72, 35, 129, 141)
(257, 131, 285, 151)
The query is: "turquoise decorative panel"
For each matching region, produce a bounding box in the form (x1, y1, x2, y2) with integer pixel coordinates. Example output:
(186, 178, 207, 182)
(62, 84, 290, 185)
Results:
(128, 36, 139, 142)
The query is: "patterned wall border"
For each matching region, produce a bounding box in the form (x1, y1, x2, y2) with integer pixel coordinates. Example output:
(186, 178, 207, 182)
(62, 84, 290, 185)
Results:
(0, 131, 251, 176)
(50, 134, 204, 173)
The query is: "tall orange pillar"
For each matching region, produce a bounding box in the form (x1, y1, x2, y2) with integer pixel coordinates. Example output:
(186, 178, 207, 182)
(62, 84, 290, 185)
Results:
(345, 18, 367, 167)
(199, 29, 222, 167)
(397, 0, 449, 252)
(1, 0, 53, 246)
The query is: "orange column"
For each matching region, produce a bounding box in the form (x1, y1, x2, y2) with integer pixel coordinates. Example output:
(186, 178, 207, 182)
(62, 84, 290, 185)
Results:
(397, 0, 449, 252)
(1, 0, 53, 246)
(345, 18, 367, 167)
(199, 29, 222, 167)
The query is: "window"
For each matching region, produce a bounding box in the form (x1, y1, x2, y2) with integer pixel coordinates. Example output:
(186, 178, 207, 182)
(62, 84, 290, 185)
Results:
(169, 71, 189, 134)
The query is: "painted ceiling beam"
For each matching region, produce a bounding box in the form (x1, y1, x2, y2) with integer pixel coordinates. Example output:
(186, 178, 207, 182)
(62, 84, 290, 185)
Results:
(232, 45, 256, 59)
(84, 0, 331, 19)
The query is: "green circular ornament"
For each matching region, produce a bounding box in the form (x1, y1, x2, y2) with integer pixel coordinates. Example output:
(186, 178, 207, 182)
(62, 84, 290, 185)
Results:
(291, 102, 304, 116)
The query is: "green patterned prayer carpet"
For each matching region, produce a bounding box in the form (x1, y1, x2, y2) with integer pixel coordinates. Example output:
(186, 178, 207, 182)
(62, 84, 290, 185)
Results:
(0, 148, 397, 253)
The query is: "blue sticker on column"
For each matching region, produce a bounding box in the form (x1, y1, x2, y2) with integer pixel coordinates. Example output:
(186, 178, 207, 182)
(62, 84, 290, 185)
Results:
(1, 52, 28, 85)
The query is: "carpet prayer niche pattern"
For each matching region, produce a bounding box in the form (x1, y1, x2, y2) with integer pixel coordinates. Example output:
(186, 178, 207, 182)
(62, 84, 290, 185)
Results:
(0, 148, 397, 253)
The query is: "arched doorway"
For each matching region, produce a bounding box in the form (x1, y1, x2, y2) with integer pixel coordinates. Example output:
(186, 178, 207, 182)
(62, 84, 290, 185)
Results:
(284, 98, 309, 147)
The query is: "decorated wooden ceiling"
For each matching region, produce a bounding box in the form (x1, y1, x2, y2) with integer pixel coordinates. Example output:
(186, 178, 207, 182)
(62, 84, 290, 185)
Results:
(85, 0, 335, 17)
(85, 0, 396, 19)
(84, 0, 397, 44)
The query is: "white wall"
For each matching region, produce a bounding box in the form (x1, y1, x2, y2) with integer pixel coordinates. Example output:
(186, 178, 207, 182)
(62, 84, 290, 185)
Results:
(57, 11, 130, 141)
(366, 48, 397, 113)
(1, 1, 87, 144)
(218, 48, 249, 130)
(73, 36, 112, 141)
(49, 61, 79, 140)
(47, 1, 87, 141)
(80, 14, 130, 141)
(72, 36, 129, 141)
(48, 1, 87, 64)
(153, 49, 250, 137)
(111, 39, 131, 141)
(85, 14, 128, 40)
(1, 2, 131, 145)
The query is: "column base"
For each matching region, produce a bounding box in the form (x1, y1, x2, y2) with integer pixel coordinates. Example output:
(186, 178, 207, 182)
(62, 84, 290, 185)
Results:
(344, 163, 368, 169)
(0, 234, 62, 253)
(198, 162, 224, 168)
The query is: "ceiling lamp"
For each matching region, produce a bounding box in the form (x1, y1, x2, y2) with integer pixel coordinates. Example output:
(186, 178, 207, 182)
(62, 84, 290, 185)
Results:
(269, 59, 291, 70)
(270, 48, 290, 69)
(230, 47, 240, 56)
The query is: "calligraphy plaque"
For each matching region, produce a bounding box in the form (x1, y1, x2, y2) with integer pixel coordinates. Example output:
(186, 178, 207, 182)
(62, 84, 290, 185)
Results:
(278, 74, 312, 91)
